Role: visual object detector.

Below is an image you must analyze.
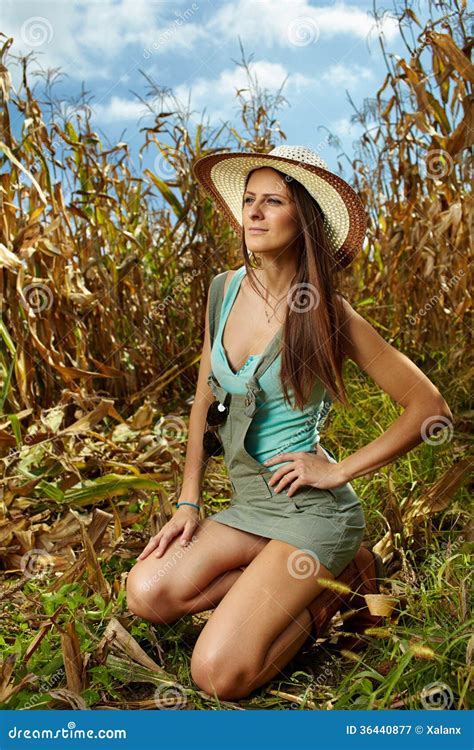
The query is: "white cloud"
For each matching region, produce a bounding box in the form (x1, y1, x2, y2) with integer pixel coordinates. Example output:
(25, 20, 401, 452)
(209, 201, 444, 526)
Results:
(2, 0, 398, 85)
(91, 95, 151, 123)
(207, 0, 399, 46)
(77, 0, 158, 54)
(320, 63, 374, 87)
(171, 60, 314, 122)
(167, 58, 374, 125)
(3, 3, 99, 80)
(331, 116, 364, 136)
(2, 0, 205, 80)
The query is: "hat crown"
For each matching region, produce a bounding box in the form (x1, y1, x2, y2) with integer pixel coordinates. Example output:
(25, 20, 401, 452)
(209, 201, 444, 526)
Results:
(268, 145, 328, 171)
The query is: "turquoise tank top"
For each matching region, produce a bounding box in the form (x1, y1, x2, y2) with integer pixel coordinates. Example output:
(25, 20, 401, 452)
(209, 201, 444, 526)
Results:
(210, 265, 333, 471)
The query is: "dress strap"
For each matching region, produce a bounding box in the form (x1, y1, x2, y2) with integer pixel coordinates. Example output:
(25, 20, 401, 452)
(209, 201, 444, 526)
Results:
(207, 266, 245, 347)
(207, 271, 227, 347)
(207, 265, 281, 412)
(252, 329, 282, 381)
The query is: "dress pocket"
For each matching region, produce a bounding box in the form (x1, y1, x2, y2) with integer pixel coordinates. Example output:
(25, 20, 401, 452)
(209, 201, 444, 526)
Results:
(291, 485, 338, 512)
(232, 473, 273, 501)
(290, 444, 339, 510)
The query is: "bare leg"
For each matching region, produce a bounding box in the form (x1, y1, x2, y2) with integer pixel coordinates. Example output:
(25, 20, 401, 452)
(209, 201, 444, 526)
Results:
(180, 566, 246, 614)
(191, 542, 335, 700)
(242, 607, 313, 694)
(182, 567, 316, 691)
(126, 519, 269, 624)
(182, 564, 315, 666)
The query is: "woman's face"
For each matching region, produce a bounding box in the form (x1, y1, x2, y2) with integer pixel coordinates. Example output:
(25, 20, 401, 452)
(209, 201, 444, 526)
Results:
(242, 167, 300, 256)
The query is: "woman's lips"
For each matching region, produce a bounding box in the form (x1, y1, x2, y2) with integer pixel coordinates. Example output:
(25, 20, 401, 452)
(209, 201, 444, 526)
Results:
(248, 228, 268, 233)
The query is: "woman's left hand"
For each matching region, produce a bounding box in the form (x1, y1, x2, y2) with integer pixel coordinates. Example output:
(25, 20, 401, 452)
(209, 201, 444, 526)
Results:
(263, 448, 347, 497)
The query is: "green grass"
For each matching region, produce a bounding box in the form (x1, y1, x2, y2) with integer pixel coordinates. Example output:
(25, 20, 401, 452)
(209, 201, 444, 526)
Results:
(0, 357, 470, 710)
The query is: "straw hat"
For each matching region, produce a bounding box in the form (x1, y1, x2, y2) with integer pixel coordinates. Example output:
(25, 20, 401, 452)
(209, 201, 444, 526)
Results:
(192, 144, 367, 269)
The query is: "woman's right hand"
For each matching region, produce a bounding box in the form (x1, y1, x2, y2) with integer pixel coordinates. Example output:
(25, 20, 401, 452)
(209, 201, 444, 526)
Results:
(137, 506, 200, 560)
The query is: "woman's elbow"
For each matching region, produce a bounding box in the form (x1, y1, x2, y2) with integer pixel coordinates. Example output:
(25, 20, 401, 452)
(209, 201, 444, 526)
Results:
(423, 393, 453, 428)
(435, 395, 453, 424)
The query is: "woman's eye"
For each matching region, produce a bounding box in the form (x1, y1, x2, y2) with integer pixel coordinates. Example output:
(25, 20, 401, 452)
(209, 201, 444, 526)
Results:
(244, 197, 281, 204)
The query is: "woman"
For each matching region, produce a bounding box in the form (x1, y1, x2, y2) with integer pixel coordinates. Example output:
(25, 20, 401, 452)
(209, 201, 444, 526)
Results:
(126, 145, 452, 701)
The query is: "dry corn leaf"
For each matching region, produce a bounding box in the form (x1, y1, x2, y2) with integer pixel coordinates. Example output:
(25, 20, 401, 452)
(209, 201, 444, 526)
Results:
(426, 31, 474, 83)
(60, 621, 84, 693)
(98, 617, 166, 675)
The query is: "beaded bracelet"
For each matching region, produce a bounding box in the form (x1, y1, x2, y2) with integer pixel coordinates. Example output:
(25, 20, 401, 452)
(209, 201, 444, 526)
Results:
(176, 501, 200, 509)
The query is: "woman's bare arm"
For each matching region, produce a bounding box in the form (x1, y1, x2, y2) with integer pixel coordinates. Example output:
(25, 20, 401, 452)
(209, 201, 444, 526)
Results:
(336, 298, 453, 483)
(177, 272, 235, 505)
(177, 284, 216, 507)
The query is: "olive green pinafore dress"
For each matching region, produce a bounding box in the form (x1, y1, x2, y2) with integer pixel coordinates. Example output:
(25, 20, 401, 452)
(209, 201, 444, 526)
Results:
(205, 271, 365, 576)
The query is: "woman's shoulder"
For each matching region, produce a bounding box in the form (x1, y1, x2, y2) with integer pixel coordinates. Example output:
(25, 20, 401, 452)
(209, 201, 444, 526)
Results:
(223, 269, 238, 295)
(334, 292, 355, 319)
(210, 267, 241, 297)
(206, 269, 240, 309)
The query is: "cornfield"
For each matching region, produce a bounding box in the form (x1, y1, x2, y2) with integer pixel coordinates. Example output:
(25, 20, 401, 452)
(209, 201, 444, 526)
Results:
(0, 0, 471, 711)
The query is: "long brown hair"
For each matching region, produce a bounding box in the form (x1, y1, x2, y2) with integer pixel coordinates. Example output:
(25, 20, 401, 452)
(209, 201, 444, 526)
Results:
(242, 167, 349, 412)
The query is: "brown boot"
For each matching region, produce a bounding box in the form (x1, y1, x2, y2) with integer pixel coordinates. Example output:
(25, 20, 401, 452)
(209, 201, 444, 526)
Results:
(337, 546, 387, 651)
(305, 545, 386, 651)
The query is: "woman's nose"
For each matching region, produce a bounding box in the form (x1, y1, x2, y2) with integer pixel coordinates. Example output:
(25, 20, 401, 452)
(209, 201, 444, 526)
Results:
(248, 201, 264, 219)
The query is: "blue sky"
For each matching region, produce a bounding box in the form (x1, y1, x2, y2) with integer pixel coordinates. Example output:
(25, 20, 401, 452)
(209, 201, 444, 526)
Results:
(5, 0, 432, 175)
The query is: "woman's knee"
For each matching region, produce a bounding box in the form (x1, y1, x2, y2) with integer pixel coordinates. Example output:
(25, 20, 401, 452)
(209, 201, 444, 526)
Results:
(190, 649, 252, 700)
(126, 562, 181, 624)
